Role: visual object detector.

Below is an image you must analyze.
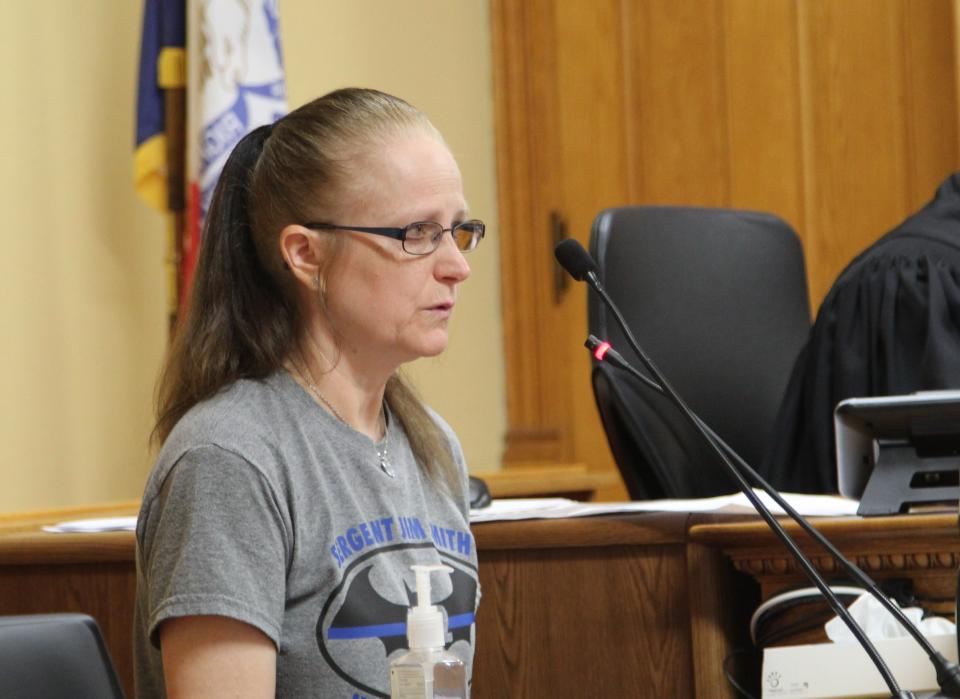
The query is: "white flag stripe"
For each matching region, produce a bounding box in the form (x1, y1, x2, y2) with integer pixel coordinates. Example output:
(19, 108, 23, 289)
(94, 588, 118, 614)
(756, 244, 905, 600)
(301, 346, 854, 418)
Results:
(187, 0, 287, 226)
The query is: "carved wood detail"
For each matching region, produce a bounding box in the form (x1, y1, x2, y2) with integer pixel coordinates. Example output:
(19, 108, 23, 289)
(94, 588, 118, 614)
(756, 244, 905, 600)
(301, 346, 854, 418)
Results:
(730, 548, 960, 578)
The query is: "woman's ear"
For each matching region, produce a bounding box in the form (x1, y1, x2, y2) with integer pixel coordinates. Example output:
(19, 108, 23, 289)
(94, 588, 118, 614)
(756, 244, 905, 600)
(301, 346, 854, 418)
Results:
(279, 224, 324, 290)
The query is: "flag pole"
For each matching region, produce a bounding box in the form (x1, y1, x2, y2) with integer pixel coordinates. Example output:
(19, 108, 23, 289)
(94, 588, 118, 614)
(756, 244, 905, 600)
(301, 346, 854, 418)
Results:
(162, 60, 186, 335)
(134, 0, 188, 338)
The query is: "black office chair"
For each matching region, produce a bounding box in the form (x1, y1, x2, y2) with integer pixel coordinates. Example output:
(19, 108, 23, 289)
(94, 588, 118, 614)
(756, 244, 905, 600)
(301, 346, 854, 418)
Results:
(0, 613, 126, 699)
(588, 206, 811, 499)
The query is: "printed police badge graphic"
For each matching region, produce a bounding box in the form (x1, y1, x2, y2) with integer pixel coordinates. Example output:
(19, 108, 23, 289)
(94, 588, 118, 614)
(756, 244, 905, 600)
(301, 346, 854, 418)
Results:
(317, 527, 477, 698)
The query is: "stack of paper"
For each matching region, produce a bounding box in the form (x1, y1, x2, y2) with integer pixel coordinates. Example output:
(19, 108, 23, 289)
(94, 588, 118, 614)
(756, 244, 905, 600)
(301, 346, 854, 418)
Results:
(42, 516, 137, 533)
(469, 491, 860, 523)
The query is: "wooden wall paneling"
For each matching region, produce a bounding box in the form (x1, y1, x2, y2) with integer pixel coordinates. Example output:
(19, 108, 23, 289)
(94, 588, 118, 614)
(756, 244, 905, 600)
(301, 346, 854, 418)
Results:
(551, 0, 631, 229)
(723, 0, 806, 236)
(795, 0, 818, 310)
(524, 0, 577, 464)
(621, 0, 729, 205)
(491, 0, 567, 463)
(491, 0, 629, 496)
(550, 0, 631, 493)
(900, 0, 959, 208)
(798, 0, 911, 306)
(956, 0, 960, 154)
(796, 0, 959, 308)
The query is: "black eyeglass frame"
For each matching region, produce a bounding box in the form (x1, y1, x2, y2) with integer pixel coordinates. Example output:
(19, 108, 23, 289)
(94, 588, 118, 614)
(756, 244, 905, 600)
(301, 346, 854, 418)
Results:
(301, 219, 485, 255)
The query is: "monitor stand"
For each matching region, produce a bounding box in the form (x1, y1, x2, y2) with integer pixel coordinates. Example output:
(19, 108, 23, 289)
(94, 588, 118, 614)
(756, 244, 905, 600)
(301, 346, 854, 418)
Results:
(858, 439, 960, 516)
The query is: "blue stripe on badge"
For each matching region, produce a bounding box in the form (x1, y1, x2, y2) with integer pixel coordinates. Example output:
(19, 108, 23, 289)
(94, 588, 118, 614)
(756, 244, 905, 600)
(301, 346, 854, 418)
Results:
(447, 613, 475, 629)
(328, 612, 474, 640)
(328, 622, 406, 640)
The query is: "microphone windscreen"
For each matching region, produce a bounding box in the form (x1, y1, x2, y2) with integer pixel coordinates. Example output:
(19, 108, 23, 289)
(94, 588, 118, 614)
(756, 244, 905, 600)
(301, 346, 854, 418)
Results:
(554, 238, 597, 281)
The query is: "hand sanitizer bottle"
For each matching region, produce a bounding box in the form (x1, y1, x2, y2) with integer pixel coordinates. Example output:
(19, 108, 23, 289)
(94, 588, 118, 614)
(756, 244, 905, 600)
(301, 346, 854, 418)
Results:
(390, 564, 467, 699)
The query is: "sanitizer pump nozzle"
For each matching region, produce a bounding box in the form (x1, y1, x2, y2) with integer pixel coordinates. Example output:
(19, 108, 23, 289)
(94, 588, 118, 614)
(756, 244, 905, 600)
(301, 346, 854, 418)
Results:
(407, 564, 450, 650)
(390, 564, 467, 699)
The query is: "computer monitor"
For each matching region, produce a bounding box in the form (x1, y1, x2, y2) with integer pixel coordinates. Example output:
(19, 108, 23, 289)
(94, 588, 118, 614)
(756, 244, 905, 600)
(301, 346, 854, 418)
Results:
(835, 391, 960, 515)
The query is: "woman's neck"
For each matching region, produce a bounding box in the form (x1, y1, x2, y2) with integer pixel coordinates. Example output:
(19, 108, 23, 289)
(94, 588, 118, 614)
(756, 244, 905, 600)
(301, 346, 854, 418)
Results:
(287, 336, 392, 440)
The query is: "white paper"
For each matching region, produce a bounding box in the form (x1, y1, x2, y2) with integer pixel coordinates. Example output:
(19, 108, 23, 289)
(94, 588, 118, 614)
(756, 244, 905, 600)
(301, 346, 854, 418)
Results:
(469, 490, 859, 523)
(42, 516, 138, 533)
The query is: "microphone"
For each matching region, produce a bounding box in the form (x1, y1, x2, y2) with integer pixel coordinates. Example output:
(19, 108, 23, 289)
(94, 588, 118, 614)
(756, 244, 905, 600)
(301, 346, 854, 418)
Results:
(554, 238, 598, 283)
(558, 238, 960, 698)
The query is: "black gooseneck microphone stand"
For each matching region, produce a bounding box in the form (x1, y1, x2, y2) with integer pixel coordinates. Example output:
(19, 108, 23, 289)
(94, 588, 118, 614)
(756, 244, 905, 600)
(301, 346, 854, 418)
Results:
(555, 237, 960, 698)
(588, 334, 960, 697)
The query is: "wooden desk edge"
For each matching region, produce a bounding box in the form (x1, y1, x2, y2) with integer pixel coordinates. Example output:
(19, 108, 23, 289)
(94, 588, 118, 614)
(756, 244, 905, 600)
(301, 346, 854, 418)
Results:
(472, 511, 692, 549)
(0, 531, 135, 564)
(474, 464, 619, 498)
(689, 512, 960, 548)
(0, 500, 139, 532)
(27, 505, 939, 563)
(0, 511, 694, 562)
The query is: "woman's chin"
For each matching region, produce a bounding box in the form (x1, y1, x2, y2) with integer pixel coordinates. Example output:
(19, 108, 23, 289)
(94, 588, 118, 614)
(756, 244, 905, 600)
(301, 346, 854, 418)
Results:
(410, 334, 450, 360)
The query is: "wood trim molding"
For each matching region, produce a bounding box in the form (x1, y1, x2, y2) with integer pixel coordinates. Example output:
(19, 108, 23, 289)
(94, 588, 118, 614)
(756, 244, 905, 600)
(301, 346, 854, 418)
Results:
(476, 462, 618, 499)
(690, 513, 960, 587)
(490, 0, 568, 464)
(730, 548, 960, 578)
(955, 0, 960, 163)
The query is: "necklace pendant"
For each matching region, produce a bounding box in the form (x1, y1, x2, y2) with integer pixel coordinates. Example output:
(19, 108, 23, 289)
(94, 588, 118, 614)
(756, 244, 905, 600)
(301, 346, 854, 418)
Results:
(379, 449, 395, 478)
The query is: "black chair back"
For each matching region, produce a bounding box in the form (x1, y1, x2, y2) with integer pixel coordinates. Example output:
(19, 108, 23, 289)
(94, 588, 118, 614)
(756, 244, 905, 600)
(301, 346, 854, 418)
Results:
(0, 613, 125, 699)
(589, 206, 810, 499)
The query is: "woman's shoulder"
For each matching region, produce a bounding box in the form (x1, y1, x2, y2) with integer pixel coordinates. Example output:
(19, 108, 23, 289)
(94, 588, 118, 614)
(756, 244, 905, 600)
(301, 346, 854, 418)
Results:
(171, 373, 294, 442)
(150, 372, 304, 485)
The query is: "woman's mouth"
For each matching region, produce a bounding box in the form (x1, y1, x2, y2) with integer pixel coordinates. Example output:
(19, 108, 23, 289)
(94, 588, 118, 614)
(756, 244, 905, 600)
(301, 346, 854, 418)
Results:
(426, 301, 455, 317)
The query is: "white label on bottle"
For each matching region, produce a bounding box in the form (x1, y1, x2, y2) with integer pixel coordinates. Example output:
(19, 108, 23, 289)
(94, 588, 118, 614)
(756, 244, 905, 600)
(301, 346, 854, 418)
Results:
(390, 665, 427, 698)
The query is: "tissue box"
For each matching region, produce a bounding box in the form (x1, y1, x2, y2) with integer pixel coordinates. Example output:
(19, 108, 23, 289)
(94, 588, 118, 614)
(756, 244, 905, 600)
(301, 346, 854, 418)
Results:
(761, 633, 958, 698)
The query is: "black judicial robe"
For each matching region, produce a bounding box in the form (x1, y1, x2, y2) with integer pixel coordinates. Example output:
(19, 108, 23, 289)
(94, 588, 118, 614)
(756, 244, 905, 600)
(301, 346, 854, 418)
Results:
(765, 172, 960, 493)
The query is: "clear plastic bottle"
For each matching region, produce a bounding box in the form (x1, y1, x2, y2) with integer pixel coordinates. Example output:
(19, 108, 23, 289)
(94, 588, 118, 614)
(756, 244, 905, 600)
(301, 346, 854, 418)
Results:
(390, 564, 467, 699)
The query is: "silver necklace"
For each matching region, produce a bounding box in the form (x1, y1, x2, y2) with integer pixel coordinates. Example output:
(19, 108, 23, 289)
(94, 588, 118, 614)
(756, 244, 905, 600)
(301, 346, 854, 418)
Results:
(296, 367, 394, 478)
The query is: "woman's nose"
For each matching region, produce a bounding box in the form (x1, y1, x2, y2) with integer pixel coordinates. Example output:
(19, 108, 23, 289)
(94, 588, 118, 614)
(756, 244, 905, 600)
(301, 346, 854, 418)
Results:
(435, 232, 472, 282)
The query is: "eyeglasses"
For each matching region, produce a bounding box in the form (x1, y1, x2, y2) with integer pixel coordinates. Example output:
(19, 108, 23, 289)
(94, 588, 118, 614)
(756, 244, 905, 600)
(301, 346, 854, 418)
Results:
(302, 219, 485, 256)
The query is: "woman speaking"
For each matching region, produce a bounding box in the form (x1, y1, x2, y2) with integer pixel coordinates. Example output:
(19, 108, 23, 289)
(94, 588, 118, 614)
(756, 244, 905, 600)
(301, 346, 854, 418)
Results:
(134, 88, 483, 698)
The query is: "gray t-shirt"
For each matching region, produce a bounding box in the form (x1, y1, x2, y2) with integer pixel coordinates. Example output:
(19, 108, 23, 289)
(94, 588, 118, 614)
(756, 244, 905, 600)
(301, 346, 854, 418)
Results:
(134, 372, 479, 698)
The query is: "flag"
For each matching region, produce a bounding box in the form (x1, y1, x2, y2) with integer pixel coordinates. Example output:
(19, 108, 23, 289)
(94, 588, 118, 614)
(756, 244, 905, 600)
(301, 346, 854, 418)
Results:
(134, 0, 186, 212)
(184, 0, 288, 307)
(134, 0, 286, 319)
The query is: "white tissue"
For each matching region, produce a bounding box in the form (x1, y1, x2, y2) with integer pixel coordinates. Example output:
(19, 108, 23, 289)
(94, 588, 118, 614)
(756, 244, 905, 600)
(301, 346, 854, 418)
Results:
(824, 592, 956, 643)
